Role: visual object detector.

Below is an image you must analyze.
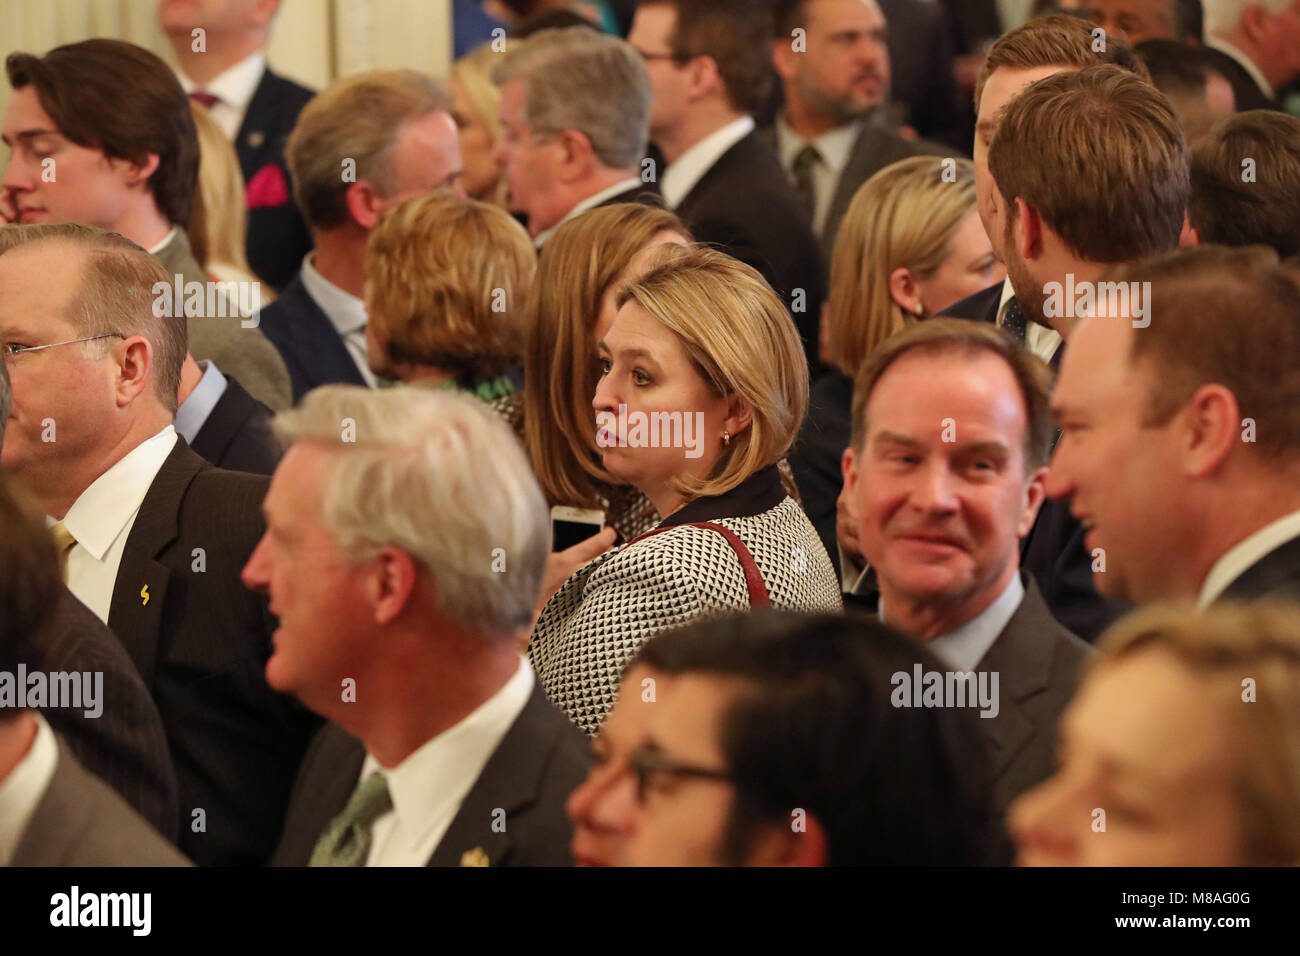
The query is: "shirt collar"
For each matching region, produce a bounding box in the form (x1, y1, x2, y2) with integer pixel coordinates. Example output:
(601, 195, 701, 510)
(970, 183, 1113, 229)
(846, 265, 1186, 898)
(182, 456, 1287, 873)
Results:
(1198, 509, 1300, 607)
(178, 52, 267, 113)
(360, 658, 535, 852)
(775, 112, 865, 175)
(146, 227, 179, 257)
(661, 115, 755, 210)
(174, 359, 229, 445)
(532, 176, 644, 249)
(882, 573, 1025, 673)
(653, 464, 786, 532)
(0, 713, 57, 866)
(300, 253, 368, 336)
(1205, 36, 1275, 100)
(53, 426, 178, 559)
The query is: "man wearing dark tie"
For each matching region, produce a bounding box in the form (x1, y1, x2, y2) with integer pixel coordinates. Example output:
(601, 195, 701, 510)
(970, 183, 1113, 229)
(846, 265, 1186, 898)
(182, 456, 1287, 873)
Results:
(940, 14, 1145, 367)
(256, 387, 590, 867)
(629, 1, 823, 367)
(0, 222, 318, 865)
(159, 0, 315, 292)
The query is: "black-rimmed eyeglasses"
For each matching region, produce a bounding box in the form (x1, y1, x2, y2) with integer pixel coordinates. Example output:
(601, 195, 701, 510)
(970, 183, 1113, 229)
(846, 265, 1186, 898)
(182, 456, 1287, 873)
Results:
(629, 744, 733, 804)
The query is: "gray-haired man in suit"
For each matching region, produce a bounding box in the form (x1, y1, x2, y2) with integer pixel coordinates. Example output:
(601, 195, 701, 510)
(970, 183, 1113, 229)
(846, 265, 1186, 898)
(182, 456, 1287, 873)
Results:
(253, 387, 590, 867)
(841, 319, 1091, 814)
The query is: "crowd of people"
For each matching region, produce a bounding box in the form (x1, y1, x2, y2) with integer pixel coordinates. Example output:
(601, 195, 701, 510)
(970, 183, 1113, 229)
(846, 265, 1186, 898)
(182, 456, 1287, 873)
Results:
(1, 0, 1299, 868)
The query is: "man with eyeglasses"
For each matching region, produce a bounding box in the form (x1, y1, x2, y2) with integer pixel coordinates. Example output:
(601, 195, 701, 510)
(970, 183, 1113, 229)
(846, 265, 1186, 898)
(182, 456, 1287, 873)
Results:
(616, 611, 998, 866)
(0, 222, 319, 866)
(628, 0, 823, 369)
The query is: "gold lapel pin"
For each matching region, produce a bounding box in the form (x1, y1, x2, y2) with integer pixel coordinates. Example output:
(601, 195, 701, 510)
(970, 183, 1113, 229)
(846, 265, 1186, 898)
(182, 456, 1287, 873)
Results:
(247, 130, 265, 149)
(140, 584, 151, 606)
(460, 847, 489, 867)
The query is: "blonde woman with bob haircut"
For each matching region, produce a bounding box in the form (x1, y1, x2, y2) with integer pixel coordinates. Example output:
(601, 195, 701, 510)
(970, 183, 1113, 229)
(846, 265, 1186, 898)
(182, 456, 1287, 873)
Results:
(521, 202, 690, 546)
(451, 43, 511, 207)
(794, 155, 1004, 572)
(530, 246, 842, 735)
(1012, 600, 1300, 866)
(364, 191, 535, 411)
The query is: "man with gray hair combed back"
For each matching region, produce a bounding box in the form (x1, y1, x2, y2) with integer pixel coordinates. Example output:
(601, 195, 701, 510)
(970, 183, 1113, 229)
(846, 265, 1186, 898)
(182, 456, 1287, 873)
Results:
(492, 26, 659, 245)
(254, 385, 591, 867)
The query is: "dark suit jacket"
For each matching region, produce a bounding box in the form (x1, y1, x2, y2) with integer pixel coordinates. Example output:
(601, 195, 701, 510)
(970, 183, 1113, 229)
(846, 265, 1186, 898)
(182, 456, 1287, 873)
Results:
(11, 736, 190, 866)
(675, 131, 825, 368)
(790, 367, 853, 575)
(879, 0, 964, 149)
(942, 280, 1002, 325)
(35, 589, 179, 841)
(978, 577, 1091, 811)
(107, 440, 320, 866)
(258, 275, 367, 402)
(592, 178, 662, 209)
(272, 680, 592, 867)
(190, 374, 282, 475)
(236, 67, 316, 292)
(1219, 533, 1300, 603)
(1202, 45, 1277, 112)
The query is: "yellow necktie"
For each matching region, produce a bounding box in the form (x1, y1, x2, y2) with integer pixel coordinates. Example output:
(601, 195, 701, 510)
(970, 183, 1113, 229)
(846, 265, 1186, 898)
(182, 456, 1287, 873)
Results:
(50, 522, 77, 580)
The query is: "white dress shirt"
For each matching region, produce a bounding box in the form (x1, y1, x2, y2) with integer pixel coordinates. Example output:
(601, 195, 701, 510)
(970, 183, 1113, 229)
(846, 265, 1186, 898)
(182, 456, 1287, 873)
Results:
(174, 359, 229, 445)
(1205, 36, 1275, 101)
(299, 254, 378, 387)
(775, 114, 864, 238)
(361, 658, 536, 866)
(146, 227, 179, 258)
(0, 713, 58, 866)
(532, 176, 645, 249)
(1198, 509, 1300, 608)
(999, 277, 1063, 367)
(177, 52, 267, 142)
(882, 573, 1024, 672)
(661, 115, 755, 211)
(53, 426, 179, 624)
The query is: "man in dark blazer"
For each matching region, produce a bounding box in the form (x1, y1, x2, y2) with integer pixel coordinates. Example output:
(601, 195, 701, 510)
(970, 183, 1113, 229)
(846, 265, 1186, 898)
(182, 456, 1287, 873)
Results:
(0, 468, 187, 867)
(0, 357, 179, 838)
(246, 387, 589, 867)
(841, 320, 1091, 813)
(1201, 0, 1300, 112)
(1048, 246, 1300, 611)
(631, 1, 824, 367)
(259, 72, 465, 401)
(767, 0, 953, 262)
(176, 352, 281, 475)
(160, 0, 315, 291)
(492, 27, 657, 248)
(0, 224, 317, 866)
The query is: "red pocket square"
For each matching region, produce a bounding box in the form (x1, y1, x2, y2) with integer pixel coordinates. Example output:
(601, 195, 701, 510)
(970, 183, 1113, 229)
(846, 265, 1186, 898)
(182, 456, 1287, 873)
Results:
(246, 162, 290, 210)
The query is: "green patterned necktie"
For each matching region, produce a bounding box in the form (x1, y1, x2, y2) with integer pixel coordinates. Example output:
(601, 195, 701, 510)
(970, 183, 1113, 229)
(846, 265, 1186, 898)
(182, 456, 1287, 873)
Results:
(308, 771, 393, 867)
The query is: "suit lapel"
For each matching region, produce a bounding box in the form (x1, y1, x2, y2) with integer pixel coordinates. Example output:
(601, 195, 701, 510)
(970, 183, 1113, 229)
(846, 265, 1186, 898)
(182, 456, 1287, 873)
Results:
(426, 683, 557, 867)
(106, 442, 205, 689)
(973, 578, 1058, 782)
(278, 279, 368, 389)
(1220, 534, 1300, 601)
(235, 68, 276, 178)
(824, 123, 884, 249)
(10, 739, 88, 866)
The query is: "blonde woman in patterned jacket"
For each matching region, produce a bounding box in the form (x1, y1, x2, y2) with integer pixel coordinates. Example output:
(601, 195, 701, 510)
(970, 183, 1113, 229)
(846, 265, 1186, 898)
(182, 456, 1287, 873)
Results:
(529, 247, 843, 735)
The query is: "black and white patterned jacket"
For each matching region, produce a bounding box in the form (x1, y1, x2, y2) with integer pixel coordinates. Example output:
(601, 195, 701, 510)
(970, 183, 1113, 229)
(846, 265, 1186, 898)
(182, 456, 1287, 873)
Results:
(529, 466, 843, 735)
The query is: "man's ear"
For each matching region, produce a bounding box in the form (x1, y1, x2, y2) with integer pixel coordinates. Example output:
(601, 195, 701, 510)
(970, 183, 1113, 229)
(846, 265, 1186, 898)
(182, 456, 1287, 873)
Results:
(687, 55, 723, 103)
(117, 152, 161, 191)
(114, 335, 155, 409)
(556, 129, 595, 183)
(344, 180, 387, 231)
(370, 546, 421, 626)
(1016, 464, 1048, 539)
(1179, 383, 1241, 479)
(841, 444, 859, 498)
(1013, 197, 1043, 262)
(771, 37, 798, 83)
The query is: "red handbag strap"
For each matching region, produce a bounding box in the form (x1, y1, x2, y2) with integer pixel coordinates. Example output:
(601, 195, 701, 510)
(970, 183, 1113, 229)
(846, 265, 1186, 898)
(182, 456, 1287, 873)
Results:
(628, 521, 770, 608)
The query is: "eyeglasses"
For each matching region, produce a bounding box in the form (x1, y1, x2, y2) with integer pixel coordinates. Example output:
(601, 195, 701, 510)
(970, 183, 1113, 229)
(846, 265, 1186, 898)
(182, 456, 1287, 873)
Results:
(629, 744, 733, 804)
(1, 332, 125, 361)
